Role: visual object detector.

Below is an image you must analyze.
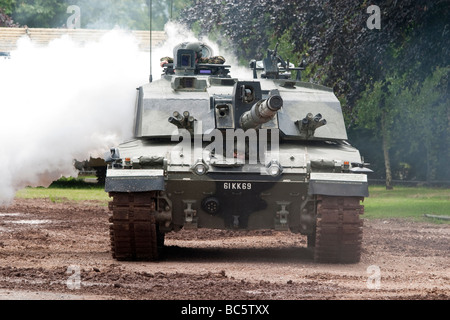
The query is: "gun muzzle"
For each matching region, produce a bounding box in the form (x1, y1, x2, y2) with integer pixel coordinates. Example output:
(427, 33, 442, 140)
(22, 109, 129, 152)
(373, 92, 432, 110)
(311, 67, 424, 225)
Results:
(240, 90, 283, 130)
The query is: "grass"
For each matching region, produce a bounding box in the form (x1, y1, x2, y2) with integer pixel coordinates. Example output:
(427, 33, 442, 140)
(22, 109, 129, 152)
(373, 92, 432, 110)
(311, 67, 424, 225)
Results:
(364, 185, 450, 222)
(15, 176, 110, 205)
(14, 180, 449, 223)
(15, 187, 110, 204)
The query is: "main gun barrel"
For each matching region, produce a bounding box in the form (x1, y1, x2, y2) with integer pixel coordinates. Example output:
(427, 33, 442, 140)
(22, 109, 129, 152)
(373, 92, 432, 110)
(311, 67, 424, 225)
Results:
(239, 90, 283, 130)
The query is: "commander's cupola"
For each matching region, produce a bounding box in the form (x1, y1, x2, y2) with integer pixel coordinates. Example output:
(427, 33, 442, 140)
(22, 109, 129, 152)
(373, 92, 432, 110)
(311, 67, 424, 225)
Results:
(161, 41, 230, 78)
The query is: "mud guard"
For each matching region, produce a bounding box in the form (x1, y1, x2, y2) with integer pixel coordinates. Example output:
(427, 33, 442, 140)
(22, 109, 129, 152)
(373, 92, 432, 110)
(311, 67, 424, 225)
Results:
(105, 169, 165, 193)
(308, 172, 369, 197)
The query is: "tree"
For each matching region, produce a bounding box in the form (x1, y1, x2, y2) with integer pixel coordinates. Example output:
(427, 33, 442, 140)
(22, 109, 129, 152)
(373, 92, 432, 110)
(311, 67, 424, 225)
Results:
(7, 0, 187, 30)
(1, 0, 18, 27)
(70, 0, 150, 30)
(180, 0, 449, 109)
(356, 78, 405, 189)
(0, 0, 15, 15)
(11, 0, 68, 27)
(355, 67, 450, 185)
(406, 67, 450, 183)
(0, 7, 18, 27)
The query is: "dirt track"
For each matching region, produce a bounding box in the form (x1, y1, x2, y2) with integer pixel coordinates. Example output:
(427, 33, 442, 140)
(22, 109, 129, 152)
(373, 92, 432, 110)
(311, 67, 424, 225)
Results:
(0, 198, 448, 302)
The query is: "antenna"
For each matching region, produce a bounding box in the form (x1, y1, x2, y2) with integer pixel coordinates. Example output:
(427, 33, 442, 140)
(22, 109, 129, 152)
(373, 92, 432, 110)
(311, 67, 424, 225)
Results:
(149, 0, 153, 83)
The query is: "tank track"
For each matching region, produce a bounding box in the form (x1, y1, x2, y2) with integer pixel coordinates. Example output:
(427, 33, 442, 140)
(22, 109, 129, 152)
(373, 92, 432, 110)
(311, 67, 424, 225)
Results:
(108, 192, 162, 261)
(314, 195, 364, 263)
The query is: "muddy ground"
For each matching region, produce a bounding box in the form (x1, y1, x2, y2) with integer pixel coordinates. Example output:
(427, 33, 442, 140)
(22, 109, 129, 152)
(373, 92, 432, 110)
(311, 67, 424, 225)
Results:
(0, 198, 448, 304)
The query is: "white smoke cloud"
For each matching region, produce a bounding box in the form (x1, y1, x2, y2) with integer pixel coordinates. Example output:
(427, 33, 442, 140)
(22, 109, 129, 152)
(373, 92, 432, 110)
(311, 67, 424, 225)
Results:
(0, 22, 252, 206)
(0, 29, 149, 206)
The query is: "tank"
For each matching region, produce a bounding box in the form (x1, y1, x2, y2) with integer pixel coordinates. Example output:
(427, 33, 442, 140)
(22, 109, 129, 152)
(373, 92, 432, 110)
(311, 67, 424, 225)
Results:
(104, 41, 372, 263)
